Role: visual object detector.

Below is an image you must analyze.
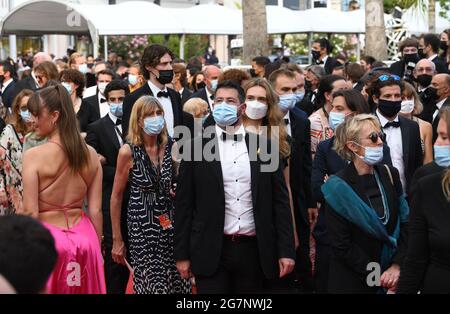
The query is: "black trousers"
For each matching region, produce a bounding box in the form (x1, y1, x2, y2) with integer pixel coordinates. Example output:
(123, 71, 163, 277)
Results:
(294, 207, 314, 292)
(196, 236, 264, 294)
(314, 244, 331, 294)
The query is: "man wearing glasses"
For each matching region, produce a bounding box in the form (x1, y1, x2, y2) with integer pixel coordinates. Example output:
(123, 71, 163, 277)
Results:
(372, 74, 423, 197)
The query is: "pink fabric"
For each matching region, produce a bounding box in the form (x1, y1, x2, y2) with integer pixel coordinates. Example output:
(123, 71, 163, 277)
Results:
(43, 213, 106, 294)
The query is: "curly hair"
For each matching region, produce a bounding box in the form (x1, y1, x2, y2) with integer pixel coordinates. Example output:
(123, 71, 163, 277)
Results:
(140, 44, 175, 80)
(59, 69, 86, 99)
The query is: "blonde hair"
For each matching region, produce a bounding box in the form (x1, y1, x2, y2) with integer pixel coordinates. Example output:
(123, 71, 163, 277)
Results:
(440, 107, 450, 201)
(127, 96, 168, 148)
(403, 82, 424, 115)
(183, 97, 208, 119)
(243, 78, 291, 158)
(334, 114, 382, 161)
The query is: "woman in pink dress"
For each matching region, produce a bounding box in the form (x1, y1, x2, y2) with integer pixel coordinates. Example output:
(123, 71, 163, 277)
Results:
(19, 85, 105, 294)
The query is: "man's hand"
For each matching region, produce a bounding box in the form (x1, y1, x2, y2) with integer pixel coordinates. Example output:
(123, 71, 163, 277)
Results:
(279, 258, 295, 278)
(177, 260, 192, 279)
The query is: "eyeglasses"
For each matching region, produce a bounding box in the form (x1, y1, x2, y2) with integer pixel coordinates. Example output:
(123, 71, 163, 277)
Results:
(378, 74, 401, 82)
(367, 132, 385, 144)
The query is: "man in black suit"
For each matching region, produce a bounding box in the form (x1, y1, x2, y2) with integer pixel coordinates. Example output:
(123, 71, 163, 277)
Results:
(430, 73, 450, 143)
(77, 69, 114, 133)
(175, 81, 295, 294)
(311, 38, 338, 75)
(0, 61, 17, 110)
(419, 34, 449, 74)
(389, 37, 420, 82)
(372, 74, 423, 196)
(414, 59, 438, 123)
(11, 52, 52, 100)
(122, 44, 194, 139)
(269, 69, 314, 292)
(189, 65, 222, 112)
(85, 80, 130, 294)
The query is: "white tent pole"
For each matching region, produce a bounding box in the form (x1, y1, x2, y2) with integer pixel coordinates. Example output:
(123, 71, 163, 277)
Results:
(179, 34, 185, 60)
(308, 32, 313, 65)
(104, 35, 108, 61)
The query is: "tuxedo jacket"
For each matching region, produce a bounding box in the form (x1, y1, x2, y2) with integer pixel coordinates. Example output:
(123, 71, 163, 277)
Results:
(122, 83, 194, 138)
(324, 57, 339, 75)
(174, 125, 296, 279)
(77, 94, 101, 133)
(432, 96, 450, 143)
(189, 88, 210, 105)
(11, 76, 37, 103)
(1, 80, 16, 109)
(180, 88, 193, 106)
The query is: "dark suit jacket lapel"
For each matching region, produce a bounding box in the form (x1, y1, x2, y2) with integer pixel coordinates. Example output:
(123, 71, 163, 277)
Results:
(399, 117, 410, 171)
(245, 133, 260, 209)
(93, 95, 101, 119)
(289, 110, 297, 137)
(103, 115, 120, 150)
(169, 88, 182, 127)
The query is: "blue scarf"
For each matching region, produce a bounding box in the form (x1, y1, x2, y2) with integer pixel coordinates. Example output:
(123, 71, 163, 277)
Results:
(321, 175, 409, 270)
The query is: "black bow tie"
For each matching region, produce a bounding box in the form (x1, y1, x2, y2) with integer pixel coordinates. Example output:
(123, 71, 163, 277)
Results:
(384, 121, 400, 129)
(221, 132, 243, 142)
(284, 119, 290, 126)
(115, 119, 122, 126)
(210, 94, 215, 101)
(315, 60, 324, 65)
(100, 98, 107, 103)
(157, 91, 170, 98)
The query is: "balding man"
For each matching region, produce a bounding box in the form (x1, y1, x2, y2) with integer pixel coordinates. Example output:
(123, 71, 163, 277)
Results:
(189, 65, 222, 112)
(431, 73, 450, 142)
(11, 52, 52, 99)
(414, 59, 437, 123)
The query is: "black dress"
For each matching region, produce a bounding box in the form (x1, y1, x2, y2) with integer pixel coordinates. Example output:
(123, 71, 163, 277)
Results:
(397, 171, 450, 294)
(127, 140, 191, 294)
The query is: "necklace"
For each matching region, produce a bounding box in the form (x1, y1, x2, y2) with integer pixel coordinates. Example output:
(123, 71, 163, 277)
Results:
(373, 171, 390, 225)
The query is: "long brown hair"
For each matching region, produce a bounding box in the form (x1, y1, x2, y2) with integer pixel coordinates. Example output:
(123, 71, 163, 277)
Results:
(8, 89, 34, 135)
(243, 78, 291, 159)
(440, 106, 450, 201)
(27, 84, 90, 173)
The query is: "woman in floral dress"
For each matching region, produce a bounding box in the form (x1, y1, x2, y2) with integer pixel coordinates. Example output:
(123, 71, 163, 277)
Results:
(0, 89, 34, 215)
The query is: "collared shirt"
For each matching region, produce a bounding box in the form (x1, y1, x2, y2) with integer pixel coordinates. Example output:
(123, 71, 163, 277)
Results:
(31, 71, 39, 89)
(148, 80, 175, 137)
(206, 88, 214, 111)
(179, 88, 184, 98)
(433, 98, 447, 122)
(99, 93, 109, 119)
(283, 111, 292, 137)
(108, 112, 124, 146)
(216, 124, 255, 236)
(1, 78, 13, 94)
(376, 110, 406, 192)
(321, 55, 329, 68)
(427, 54, 438, 62)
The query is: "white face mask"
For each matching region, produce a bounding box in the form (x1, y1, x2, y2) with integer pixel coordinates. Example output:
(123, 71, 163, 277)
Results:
(98, 82, 108, 95)
(400, 99, 415, 114)
(245, 100, 268, 120)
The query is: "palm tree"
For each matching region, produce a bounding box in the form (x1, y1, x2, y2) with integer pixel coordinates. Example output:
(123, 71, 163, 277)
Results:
(365, 0, 388, 60)
(242, 0, 269, 64)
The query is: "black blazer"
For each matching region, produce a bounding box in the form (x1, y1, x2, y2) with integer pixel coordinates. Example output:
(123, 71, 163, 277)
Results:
(189, 88, 211, 107)
(10, 76, 37, 102)
(409, 161, 444, 195)
(85, 115, 129, 243)
(288, 108, 313, 230)
(431, 56, 449, 74)
(397, 171, 450, 294)
(324, 56, 339, 75)
(312, 137, 393, 245)
(389, 60, 406, 78)
(1, 80, 17, 108)
(122, 83, 194, 138)
(0, 117, 5, 134)
(432, 96, 450, 143)
(174, 129, 295, 279)
(326, 163, 408, 294)
(77, 94, 101, 133)
(180, 88, 193, 106)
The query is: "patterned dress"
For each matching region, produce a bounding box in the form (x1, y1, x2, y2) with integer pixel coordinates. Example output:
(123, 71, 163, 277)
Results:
(127, 139, 191, 294)
(0, 125, 25, 215)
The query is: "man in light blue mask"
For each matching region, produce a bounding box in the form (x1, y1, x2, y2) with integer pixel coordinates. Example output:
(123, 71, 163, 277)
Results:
(85, 79, 131, 294)
(269, 68, 314, 292)
(175, 80, 296, 294)
(189, 65, 222, 113)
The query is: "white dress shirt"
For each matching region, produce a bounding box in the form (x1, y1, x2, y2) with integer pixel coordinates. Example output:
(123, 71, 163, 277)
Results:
(98, 93, 109, 118)
(206, 88, 214, 111)
(321, 55, 329, 67)
(1, 78, 13, 94)
(148, 81, 175, 137)
(283, 111, 292, 137)
(433, 98, 447, 122)
(216, 124, 255, 236)
(376, 110, 406, 192)
(83, 85, 97, 99)
(108, 112, 123, 146)
(427, 54, 438, 62)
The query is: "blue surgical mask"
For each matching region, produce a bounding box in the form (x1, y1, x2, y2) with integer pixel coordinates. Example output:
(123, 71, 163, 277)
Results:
(143, 116, 165, 135)
(210, 79, 219, 92)
(295, 92, 305, 103)
(109, 102, 123, 118)
(329, 112, 346, 131)
(353, 142, 384, 165)
(279, 94, 296, 112)
(78, 63, 89, 74)
(62, 82, 73, 94)
(434, 145, 450, 167)
(213, 102, 238, 127)
(128, 74, 138, 86)
(20, 110, 31, 122)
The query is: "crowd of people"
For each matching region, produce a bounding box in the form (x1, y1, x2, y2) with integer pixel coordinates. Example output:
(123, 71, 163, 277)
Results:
(0, 30, 449, 295)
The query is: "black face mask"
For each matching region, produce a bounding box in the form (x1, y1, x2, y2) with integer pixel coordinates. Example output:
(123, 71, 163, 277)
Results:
(416, 74, 433, 87)
(311, 50, 321, 62)
(249, 68, 257, 78)
(87, 63, 94, 69)
(196, 81, 206, 90)
(377, 99, 402, 118)
(403, 53, 419, 65)
(155, 70, 174, 85)
(440, 41, 448, 51)
(0, 75, 4, 84)
(305, 79, 313, 91)
(418, 48, 426, 59)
